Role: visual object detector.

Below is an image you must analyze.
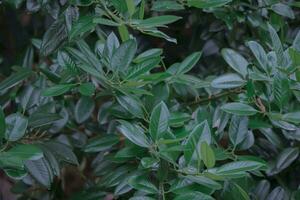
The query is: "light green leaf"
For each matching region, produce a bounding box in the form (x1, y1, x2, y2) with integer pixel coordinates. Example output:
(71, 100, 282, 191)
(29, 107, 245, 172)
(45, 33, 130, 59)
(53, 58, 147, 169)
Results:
(184, 120, 211, 164)
(221, 103, 258, 116)
(200, 142, 215, 168)
(0, 144, 43, 169)
(78, 82, 95, 96)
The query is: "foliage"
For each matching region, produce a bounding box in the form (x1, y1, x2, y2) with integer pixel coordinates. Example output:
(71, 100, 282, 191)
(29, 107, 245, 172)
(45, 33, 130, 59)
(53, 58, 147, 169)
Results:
(0, 0, 300, 199)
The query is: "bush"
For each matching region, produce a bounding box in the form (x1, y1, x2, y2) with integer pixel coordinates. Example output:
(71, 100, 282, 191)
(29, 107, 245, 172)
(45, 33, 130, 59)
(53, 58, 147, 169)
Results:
(0, 0, 300, 199)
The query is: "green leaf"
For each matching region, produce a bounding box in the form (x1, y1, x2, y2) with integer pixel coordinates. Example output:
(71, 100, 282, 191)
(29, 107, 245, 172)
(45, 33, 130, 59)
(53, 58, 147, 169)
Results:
(271, 3, 295, 19)
(128, 176, 158, 194)
(229, 116, 249, 146)
(149, 101, 170, 141)
(126, 0, 135, 16)
(93, 17, 120, 26)
(0, 144, 43, 169)
(42, 84, 76, 97)
(78, 82, 95, 96)
(187, 0, 232, 8)
(0, 68, 32, 92)
(200, 142, 215, 168)
(25, 158, 52, 188)
(268, 24, 285, 67)
(75, 96, 95, 123)
(174, 191, 214, 200)
(222, 48, 248, 78)
(138, 15, 182, 28)
(176, 51, 202, 74)
(247, 41, 268, 73)
(0, 106, 5, 139)
(282, 112, 300, 124)
(221, 103, 258, 116)
(28, 113, 61, 128)
(215, 161, 265, 175)
(134, 48, 163, 63)
(126, 58, 160, 80)
(69, 15, 95, 40)
(273, 72, 290, 110)
(185, 175, 221, 190)
(211, 73, 245, 89)
(152, 1, 184, 11)
(275, 147, 299, 172)
(84, 135, 119, 153)
(116, 95, 144, 118)
(118, 120, 151, 148)
(111, 39, 137, 71)
(5, 113, 28, 141)
(40, 18, 68, 56)
(184, 120, 211, 164)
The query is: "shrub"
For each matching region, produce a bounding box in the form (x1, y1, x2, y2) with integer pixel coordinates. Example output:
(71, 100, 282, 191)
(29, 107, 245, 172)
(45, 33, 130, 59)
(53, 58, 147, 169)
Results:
(0, 0, 300, 199)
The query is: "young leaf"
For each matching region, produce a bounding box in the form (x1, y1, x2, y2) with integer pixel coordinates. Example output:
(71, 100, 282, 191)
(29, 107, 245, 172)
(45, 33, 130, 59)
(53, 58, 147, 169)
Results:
(78, 82, 95, 96)
(221, 103, 258, 116)
(117, 120, 150, 148)
(149, 101, 170, 141)
(184, 120, 211, 164)
(200, 142, 216, 168)
(222, 48, 248, 78)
